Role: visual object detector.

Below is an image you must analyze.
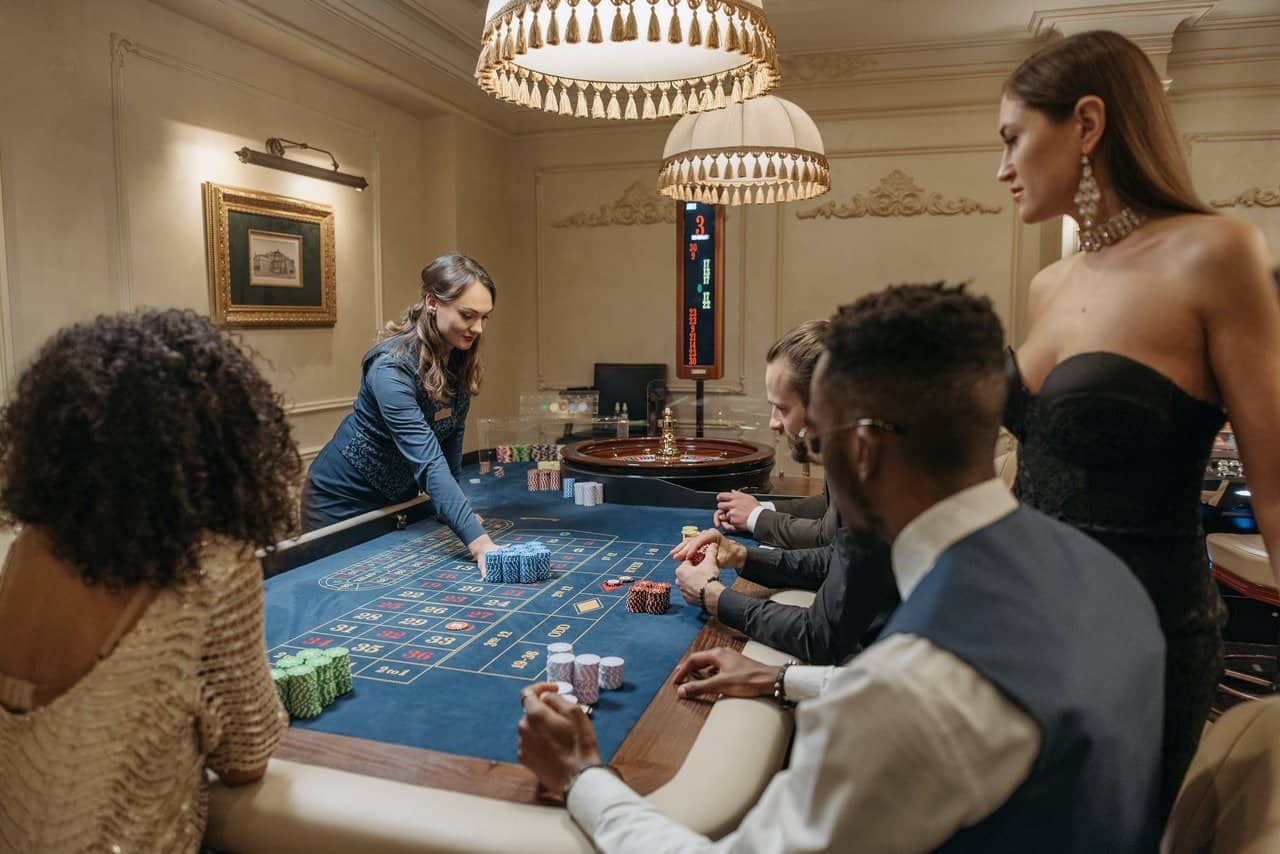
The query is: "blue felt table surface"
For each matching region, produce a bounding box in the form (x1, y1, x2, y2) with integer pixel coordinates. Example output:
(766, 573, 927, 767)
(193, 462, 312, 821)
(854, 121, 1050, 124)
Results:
(264, 463, 731, 764)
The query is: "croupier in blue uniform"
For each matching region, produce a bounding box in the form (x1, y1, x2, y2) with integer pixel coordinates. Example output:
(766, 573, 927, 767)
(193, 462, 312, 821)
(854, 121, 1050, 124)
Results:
(303, 254, 499, 572)
(518, 283, 1166, 853)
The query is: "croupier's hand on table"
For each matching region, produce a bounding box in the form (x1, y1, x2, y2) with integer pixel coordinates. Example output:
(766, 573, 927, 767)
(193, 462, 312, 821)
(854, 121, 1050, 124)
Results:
(469, 534, 500, 580)
(517, 683, 602, 796)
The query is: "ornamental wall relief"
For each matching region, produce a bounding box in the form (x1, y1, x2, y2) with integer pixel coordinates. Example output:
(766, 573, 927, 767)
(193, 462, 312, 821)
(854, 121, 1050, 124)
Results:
(552, 180, 676, 228)
(1210, 186, 1280, 209)
(796, 170, 1002, 219)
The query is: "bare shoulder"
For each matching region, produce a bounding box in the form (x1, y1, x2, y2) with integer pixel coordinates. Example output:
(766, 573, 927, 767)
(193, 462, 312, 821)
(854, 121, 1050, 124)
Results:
(1026, 255, 1075, 319)
(1159, 215, 1275, 302)
(1168, 215, 1272, 269)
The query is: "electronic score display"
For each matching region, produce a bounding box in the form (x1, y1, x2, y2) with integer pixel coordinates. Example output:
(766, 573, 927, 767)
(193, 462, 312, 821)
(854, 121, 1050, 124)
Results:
(675, 201, 724, 381)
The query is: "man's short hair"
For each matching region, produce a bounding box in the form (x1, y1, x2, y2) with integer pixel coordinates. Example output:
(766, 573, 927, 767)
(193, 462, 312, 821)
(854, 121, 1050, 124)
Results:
(824, 283, 1006, 479)
(766, 319, 830, 405)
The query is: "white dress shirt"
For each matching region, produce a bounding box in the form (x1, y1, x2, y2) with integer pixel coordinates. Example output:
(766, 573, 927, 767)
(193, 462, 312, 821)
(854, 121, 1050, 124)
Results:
(568, 478, 1041, 854)
(744, 501, 775, 533)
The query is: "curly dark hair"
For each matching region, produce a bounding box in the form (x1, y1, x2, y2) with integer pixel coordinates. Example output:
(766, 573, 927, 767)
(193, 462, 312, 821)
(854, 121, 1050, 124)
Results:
(0, 309, 301, 588)
(825, 283, 1006, 478)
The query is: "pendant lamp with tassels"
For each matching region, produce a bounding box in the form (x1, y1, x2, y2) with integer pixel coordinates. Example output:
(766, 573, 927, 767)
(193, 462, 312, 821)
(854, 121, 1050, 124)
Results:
(658, 95, 830, 205)
(476, 0, 780, 120)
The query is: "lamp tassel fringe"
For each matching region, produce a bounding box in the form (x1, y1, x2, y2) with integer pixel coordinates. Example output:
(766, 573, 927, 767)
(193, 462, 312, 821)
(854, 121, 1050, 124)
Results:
(657, 148, 832, 205)
(476, 0, 780, 119)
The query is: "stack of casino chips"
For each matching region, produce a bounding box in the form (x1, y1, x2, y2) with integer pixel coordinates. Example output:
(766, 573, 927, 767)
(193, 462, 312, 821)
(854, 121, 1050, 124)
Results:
(598, 656, 625, 690)
(271, 646, 353, 719)
(626, 580, 671, 615)
(562, 477, 576, 499)
(542, 643, 626, 704)
(572, 653, 601, 704)
(525, 467, 563, 492)
(573, 481, 604, 506)
(485, 542, 552, 583)
(494, 445, 513, 463)
(547, 652, 575, 683)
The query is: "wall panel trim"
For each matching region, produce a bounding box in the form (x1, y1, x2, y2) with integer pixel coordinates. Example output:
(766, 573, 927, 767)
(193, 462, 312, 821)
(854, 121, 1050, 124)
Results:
(0, 150, 13, 399)
(534, 163, 748, 395)
(775, 143, 1022, 342)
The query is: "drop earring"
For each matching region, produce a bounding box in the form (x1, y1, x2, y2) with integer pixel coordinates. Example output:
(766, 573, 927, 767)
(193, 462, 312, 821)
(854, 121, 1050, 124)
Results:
(1073, 154, 1099, 230)
(1074, 153, 1146, 252)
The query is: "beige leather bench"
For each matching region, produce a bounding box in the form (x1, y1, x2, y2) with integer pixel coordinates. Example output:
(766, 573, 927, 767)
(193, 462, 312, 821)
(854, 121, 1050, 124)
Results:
(1163, 697, 1280, 853)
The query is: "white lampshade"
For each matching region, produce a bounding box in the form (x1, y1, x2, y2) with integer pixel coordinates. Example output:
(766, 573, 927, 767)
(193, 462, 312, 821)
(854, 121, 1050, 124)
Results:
(658, 95, 830, 205)
(476, 0, 780, 120)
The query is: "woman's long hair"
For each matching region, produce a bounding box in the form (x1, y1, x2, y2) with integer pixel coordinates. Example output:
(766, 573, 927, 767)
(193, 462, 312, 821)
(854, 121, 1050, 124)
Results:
(384, 254, 496, 404)
(1004, 30, 1213, 217)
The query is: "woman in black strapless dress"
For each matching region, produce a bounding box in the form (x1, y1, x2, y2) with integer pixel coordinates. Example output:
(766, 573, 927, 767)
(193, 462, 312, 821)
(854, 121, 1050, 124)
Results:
(997, 32, 1280, 817)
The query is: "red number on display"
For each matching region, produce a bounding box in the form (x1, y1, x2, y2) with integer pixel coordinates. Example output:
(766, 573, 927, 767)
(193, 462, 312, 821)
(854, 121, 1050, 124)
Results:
(694, 214, 706, 235)
(688, 243, 697, 261)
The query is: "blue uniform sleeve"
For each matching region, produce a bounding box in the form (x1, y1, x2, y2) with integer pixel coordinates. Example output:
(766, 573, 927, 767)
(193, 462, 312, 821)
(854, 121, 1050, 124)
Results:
(367, 359, 486, 547)
(441, 419, 464, 482)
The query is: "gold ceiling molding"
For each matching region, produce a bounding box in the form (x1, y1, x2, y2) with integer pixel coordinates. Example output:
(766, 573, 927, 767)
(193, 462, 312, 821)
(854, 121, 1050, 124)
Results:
(779, 51, 878, 84)
(551, 181, 676, 228)
(1210, 185, 1280, 208)
(796, 170, 1002, 219)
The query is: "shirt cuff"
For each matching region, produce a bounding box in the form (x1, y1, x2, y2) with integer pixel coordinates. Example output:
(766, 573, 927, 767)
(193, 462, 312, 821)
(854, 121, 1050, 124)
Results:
(566, 767, 646, 836)
(746, 505, 767, 533)
(784, 665, 834, 703)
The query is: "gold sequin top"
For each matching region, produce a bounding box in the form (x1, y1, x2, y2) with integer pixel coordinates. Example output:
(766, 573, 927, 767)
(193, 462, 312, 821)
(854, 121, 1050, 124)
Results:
(0, 539, 287, 853)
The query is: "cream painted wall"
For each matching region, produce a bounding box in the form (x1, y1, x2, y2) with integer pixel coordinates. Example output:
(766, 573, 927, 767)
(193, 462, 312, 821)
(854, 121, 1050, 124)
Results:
(488, 26, 1279, 462)
(0, 0, 503, 466)
(505, 104, 1040, 419)
(0, 0, 1274, 491)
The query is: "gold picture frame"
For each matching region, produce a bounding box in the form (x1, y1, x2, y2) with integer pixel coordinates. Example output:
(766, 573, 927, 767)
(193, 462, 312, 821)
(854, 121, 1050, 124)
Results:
(202, 182, 336, 327)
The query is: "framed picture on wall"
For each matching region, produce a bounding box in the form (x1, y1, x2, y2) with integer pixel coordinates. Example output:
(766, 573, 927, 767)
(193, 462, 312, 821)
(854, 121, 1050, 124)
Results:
(202, 182, 336, 327)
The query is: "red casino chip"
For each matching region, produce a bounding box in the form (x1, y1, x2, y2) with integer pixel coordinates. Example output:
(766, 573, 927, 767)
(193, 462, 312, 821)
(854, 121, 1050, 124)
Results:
(625, 580, 671, 615)
(444, 621, 474, 631)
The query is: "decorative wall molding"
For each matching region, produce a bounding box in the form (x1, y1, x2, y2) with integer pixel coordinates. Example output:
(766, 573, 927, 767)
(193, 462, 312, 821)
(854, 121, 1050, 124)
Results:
(286, 397, 357, 416)
(796, 170, 1003, 219)
(1183, 129, 1280, 170)
(110, 36, 136, 311)
(535, 166, 747, 394)
(1030, 2, 1215, 80)
(0, 149, 13, 400)
(775, 143, 1024, 343)
(1210, 185, 1280, 208)
(780, 52, 879, 83)
(551, 181, 677, 228)
(1030, 2, 1215, 38)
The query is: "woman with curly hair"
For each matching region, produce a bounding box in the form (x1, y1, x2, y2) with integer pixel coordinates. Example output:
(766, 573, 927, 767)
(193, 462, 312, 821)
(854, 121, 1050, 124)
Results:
(303, 253, 500, 572)
(0, 309, 299, 852)
(996, 31, 1280, 815)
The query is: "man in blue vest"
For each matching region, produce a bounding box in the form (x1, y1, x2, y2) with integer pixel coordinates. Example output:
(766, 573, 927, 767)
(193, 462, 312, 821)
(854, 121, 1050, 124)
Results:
(517, 282, 1165, 852)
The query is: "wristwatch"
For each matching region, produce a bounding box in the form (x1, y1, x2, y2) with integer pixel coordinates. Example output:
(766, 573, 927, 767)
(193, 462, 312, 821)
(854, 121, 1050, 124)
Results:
(773, 660, 798, 708)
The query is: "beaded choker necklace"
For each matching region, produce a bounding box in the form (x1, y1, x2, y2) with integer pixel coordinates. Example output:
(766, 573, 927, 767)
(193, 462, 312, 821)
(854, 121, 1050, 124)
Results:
(1079, 207, 1146, 252)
